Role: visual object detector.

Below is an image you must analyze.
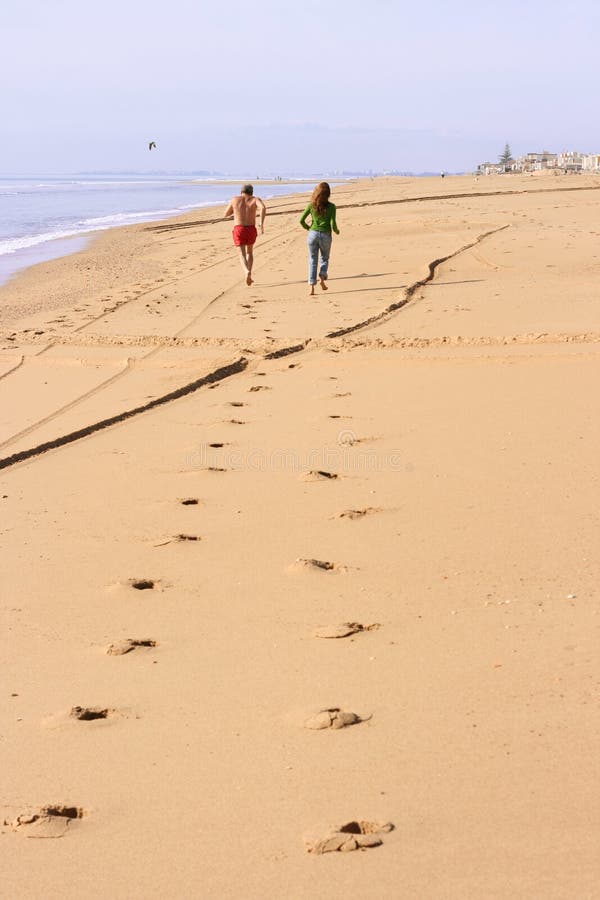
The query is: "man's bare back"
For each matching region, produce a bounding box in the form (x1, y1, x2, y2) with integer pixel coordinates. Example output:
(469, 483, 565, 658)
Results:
(228, 193, 258, 226)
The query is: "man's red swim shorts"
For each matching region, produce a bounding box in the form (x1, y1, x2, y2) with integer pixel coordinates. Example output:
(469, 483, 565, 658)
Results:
(232, 224, 257, 247)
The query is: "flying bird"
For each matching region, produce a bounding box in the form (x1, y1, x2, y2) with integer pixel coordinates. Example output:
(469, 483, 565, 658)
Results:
(148, 141, 157, 151)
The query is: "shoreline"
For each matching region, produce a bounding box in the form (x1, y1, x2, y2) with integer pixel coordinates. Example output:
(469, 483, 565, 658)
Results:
(0, 180, 326, 325)
(3, 171, 600, 337)
(0, 177, 343, 296)
(0, 234, 92, 291)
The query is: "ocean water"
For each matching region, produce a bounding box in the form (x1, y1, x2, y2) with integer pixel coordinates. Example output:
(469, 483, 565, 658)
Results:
(0, 174, 315, 288)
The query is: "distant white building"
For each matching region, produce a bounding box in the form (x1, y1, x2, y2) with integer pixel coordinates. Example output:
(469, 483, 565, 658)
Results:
(523, 152, 543, 171)
(509, 151, 559, 172)
(477, 161, 504, 175)
(477, 148, 597, 174)
(582, 153, 600, 171)
(557, 151, 584, 171)
(541, 151, 558, 168)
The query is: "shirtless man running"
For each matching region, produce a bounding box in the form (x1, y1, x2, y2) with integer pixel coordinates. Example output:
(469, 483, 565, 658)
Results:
(224, 184, 266, 285)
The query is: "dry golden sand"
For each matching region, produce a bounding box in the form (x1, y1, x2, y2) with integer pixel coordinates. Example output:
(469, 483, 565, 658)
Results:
(1, 173, 600, 898)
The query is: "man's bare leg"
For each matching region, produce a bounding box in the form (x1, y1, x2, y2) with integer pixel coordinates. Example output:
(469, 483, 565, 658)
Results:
(245, 246, 254, 286)
(236, 246, 250, 279)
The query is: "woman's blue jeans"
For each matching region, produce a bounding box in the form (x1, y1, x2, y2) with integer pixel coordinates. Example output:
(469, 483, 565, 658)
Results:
(307, 230, 332, 285)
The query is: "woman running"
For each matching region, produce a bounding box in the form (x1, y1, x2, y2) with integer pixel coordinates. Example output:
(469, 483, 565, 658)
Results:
(299, 182, 340, 296)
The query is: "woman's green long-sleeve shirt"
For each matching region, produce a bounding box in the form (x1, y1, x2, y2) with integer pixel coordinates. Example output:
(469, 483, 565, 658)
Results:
(300, 202, 339, 234)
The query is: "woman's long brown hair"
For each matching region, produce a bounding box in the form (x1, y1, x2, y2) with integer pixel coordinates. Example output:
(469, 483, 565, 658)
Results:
(310, 181, 331, 215)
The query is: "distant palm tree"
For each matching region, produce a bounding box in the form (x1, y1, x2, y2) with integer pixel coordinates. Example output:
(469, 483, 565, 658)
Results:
(499, 143, 513, 171)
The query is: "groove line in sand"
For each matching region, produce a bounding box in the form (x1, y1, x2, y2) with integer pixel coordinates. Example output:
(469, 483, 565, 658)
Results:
(0, 357, 248, 470)
(4, 330, 600, 355)
(325, 224, 510, 338)
(2, 223, 595, 469)
(0, 231, 301, 445)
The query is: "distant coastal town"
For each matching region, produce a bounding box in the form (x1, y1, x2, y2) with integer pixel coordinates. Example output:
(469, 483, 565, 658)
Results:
(478, 146, 600, 175)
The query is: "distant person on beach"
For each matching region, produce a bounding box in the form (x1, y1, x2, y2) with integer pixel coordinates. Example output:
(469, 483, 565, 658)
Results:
(224, 185, 266, 286)
(299, 182, 340, 296)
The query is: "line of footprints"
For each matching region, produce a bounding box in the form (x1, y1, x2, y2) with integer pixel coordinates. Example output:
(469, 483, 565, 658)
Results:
(304, 616, 394, 855)
(5, 394, 394, 853)
(6, 593, 393, 849)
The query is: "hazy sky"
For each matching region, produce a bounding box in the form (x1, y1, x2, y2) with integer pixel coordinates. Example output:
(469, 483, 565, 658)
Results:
(2, 0, 599, 173)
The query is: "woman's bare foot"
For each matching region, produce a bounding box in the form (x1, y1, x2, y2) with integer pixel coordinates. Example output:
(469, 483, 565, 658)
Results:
(246, 273, 253, 286)
(309, 285, 316, 296)
(320, 277, 328, 291)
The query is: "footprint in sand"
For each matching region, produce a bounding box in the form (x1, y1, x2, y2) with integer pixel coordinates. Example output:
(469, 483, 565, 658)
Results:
(106, 577, 168, 595)
(6, 806, 86, 839)
(290, 558, 346, 573)
(304, 708, 368, 730)
(70, 706, 114, 721)
(179, 497, 200, 506)
(106, 638, 157, 655)
(314, 622, 380, 639)
(228, 401, 245, 408)
(336, 507, 381, 520)
(154, 534, 201, 546)
(306, 821, 394, 854)
(300, 470, 338, 482)
(129, 578, 161, 591)
(340, 433, 376, 447)
(248, 385, 271, 392)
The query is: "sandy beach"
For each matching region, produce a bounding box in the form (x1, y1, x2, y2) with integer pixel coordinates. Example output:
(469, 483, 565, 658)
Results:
(2, 172, 600, 898)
